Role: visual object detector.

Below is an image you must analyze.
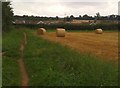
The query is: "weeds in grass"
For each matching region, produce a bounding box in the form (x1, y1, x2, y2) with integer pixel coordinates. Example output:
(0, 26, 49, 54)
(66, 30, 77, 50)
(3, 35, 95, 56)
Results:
(2, 29, 25, 86)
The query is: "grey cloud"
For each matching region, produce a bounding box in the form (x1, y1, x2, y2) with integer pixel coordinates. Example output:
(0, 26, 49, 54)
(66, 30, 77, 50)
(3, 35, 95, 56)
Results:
(11, 0, 119, 2)
(11, 1, 118, 17)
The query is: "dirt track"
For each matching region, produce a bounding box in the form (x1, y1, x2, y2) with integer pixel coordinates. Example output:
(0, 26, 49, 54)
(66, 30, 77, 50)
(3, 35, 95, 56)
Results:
(18, 32, 29, 87)
(41, 32, 118, 61)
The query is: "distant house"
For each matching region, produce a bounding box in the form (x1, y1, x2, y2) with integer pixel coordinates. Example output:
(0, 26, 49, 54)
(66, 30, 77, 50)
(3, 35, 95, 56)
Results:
(37, 21, 44, 24)
(13, 20, 41, 25)
(14, 20, 26, 24)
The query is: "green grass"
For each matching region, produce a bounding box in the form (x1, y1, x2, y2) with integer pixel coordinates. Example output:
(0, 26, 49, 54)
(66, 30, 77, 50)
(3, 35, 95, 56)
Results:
(2, 56, 20, 86)
(2, 29, 25, 86)
(2, 29, 24, 58)
(24, 30, 118, 86)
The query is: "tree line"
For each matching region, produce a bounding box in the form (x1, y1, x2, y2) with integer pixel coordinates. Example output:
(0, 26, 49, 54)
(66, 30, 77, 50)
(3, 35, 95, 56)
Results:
(14, 13, 119, 21)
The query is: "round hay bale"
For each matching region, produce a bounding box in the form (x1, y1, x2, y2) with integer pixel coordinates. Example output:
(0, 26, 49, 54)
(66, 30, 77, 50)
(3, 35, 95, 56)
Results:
(95, 29, 103, 34)
(56, 28, 66, 37)
(37, 28, 46, 35)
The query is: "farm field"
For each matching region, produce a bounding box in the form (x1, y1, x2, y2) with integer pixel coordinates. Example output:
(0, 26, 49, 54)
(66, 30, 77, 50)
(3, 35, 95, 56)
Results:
(2, 1, 119, 87)
(2, 28, 118, 86)
(40, 31, 118, 61)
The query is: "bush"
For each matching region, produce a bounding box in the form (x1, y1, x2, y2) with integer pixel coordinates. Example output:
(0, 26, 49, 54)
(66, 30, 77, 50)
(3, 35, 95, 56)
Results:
(13, 22, 118, 31)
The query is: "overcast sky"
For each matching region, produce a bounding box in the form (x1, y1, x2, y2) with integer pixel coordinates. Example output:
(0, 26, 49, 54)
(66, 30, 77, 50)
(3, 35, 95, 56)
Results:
(10, 0, 119, 17)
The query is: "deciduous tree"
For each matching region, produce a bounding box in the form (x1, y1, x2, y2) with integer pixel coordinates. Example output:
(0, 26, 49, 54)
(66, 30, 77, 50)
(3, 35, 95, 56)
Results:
(2, 2, 13, 31)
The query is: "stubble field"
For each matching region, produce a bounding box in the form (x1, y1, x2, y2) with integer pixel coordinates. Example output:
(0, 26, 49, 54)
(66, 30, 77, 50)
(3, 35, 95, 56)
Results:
(41, 31, 118, 61)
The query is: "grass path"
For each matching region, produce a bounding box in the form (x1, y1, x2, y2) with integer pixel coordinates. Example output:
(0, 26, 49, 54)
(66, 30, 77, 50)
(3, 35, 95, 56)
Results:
(2, 29, 24, 86)
(17, 32, 29, 87)
(2, 29, 29, 86)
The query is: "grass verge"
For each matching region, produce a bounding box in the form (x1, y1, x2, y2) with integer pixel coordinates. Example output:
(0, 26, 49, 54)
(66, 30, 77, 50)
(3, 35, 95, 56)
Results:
(2, 56, 20, 86)
(2, 29, 25, 86)
(24, 30, 118, 86)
